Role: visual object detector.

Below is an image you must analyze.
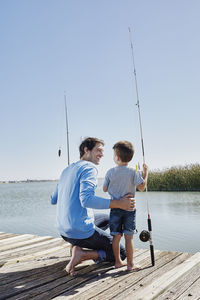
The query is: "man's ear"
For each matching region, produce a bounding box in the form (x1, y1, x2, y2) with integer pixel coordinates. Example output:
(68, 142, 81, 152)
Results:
(84, 147, 89, 154)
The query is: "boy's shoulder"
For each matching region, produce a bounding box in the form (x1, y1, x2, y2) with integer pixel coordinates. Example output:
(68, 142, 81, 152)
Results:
(105, 166, 115, 175)
(107, 165, 137, 176)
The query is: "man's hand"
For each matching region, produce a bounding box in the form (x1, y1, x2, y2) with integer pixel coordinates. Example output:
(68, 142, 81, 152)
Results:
(109, 194, 135, 211)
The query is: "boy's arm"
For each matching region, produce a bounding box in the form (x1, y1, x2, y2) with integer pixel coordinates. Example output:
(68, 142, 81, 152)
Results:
(103, 171, 110, 193)
(137, 163, 148, 192)
(103, 186, 108, 192)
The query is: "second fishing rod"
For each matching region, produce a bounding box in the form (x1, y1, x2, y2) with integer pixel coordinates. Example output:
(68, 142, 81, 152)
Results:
(128, 27, 155, 266)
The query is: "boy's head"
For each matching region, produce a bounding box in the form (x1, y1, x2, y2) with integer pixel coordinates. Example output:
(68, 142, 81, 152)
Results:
(113, 140, 134, 163)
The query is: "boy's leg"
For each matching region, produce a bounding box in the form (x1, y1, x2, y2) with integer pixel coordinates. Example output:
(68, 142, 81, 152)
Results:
(124, 235, 140, 271)
(112, 234, 126, 268)
(124, 210, 140, 271)
(124, 234, 134, 270)
(109, 208, 126, 263)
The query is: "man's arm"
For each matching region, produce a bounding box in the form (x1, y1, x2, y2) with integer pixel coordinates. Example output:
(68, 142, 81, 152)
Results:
(80, 167, 110, 209)
(110, 195, 135, 210)
(137, 164, 148, 192)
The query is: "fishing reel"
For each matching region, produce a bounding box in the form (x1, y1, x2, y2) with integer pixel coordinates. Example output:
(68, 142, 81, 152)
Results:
(139, 230, 150, 242)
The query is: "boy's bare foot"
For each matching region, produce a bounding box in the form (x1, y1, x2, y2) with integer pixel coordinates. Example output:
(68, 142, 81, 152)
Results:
(115, 260, 127, 269)
(127, 264, 141, 271)
(65, 246, 84, 276)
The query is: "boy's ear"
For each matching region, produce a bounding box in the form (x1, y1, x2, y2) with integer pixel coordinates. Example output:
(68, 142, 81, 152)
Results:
(116, 155, 120, 161)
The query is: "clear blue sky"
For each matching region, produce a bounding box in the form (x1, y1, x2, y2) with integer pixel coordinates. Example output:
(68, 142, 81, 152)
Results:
(0, 0, 199, 181)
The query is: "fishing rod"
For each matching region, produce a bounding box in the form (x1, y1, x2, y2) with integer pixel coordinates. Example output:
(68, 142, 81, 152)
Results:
(58, 92, 70, 166)
(128, 27, 155, 266)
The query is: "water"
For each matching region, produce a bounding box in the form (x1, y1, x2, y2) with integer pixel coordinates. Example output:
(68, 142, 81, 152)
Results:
(0, 181, 200, 254)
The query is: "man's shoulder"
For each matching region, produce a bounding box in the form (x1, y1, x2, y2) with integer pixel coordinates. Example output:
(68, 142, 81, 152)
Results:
(76, 161, 98, 178)
(62, 160, 97, 176)
(74, 160, 97, 169)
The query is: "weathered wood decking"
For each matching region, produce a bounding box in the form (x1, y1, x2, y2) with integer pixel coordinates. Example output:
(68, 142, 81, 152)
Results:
(0, 232, 200, 300)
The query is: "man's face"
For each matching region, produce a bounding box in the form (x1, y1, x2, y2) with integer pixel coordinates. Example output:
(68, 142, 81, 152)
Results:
(86, 143, 104, 165)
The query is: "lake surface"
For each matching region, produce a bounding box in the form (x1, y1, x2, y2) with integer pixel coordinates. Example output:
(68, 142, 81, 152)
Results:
(0, 181, 200, 254)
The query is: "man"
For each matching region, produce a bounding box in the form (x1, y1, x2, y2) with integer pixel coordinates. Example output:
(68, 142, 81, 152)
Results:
(51, 137, 135, 275)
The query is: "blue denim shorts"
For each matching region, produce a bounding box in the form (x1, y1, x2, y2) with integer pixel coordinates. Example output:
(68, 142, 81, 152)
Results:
(110, 208, 136, 236)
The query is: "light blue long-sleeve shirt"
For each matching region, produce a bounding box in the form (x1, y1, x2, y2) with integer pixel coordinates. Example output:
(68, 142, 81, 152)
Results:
(51, 160, 111, 239)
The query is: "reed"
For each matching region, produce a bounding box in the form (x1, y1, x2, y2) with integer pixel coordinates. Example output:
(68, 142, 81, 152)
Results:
(147, 163, 200, 191)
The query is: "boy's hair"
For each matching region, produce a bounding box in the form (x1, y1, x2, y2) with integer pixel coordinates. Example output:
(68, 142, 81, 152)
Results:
(79, 137, 104, 158)
(113, 140, 134, 163)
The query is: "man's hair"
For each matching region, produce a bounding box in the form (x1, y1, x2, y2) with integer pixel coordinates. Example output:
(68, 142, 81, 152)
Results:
(79, 137, 104, 158)
(113, 140, 134, 163)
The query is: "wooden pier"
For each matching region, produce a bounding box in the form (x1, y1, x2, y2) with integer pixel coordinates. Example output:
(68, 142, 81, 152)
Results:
(0, 232, 200, 300)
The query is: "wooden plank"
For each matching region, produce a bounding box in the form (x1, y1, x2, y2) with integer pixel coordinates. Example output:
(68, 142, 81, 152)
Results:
(156, 263, 200, 299)
(105, 252, 191, 300)
(0, 239, 67, 262)
(0, 248, 71, 285)
(0, 233, 18, 240)
(6, 261, 113, 300)
(0, 237, 62, 256)
(0, 236, 54, 252)
(124, 252, 200, 300)
(176, 276, 200, 300)
(2, 245, 70, 267)
(0, 261, 70, 299)
(53, 250, 152, 300)
(64, 250, 181, 300)
(0, 234, 36, 244)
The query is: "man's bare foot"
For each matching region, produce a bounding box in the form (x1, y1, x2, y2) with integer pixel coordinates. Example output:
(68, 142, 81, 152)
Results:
(127, 264, 141, 271)
(65, 246, 84, 276)
(115, 260, 127, 269)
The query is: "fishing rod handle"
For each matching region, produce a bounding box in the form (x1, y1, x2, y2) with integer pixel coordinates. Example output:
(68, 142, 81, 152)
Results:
(150, 245, 155, 266)
(148, 216, 152, 232)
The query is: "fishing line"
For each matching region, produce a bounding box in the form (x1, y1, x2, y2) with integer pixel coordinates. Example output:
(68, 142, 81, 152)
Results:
(128, 27, 155, 266)
(64, 92, 70, 165)
(58, 96, 64, 157)
(57, 92, 70, 166)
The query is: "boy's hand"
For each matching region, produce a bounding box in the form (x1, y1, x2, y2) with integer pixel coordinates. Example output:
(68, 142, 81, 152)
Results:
(143, 163, 148, 174)
(137, 164, 149, 192)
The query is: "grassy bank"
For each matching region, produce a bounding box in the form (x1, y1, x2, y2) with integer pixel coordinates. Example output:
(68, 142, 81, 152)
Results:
(147, 163, 200, 191)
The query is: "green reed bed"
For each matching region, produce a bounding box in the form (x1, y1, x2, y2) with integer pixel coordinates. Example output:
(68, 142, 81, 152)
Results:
(147, 163, 200, 191)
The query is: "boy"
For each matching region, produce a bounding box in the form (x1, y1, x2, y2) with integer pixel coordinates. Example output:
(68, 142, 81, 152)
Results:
(103, 141, 148, 271)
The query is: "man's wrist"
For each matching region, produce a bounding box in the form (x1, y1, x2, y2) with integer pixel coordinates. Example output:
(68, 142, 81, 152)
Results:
(109, 199, 121, 209)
